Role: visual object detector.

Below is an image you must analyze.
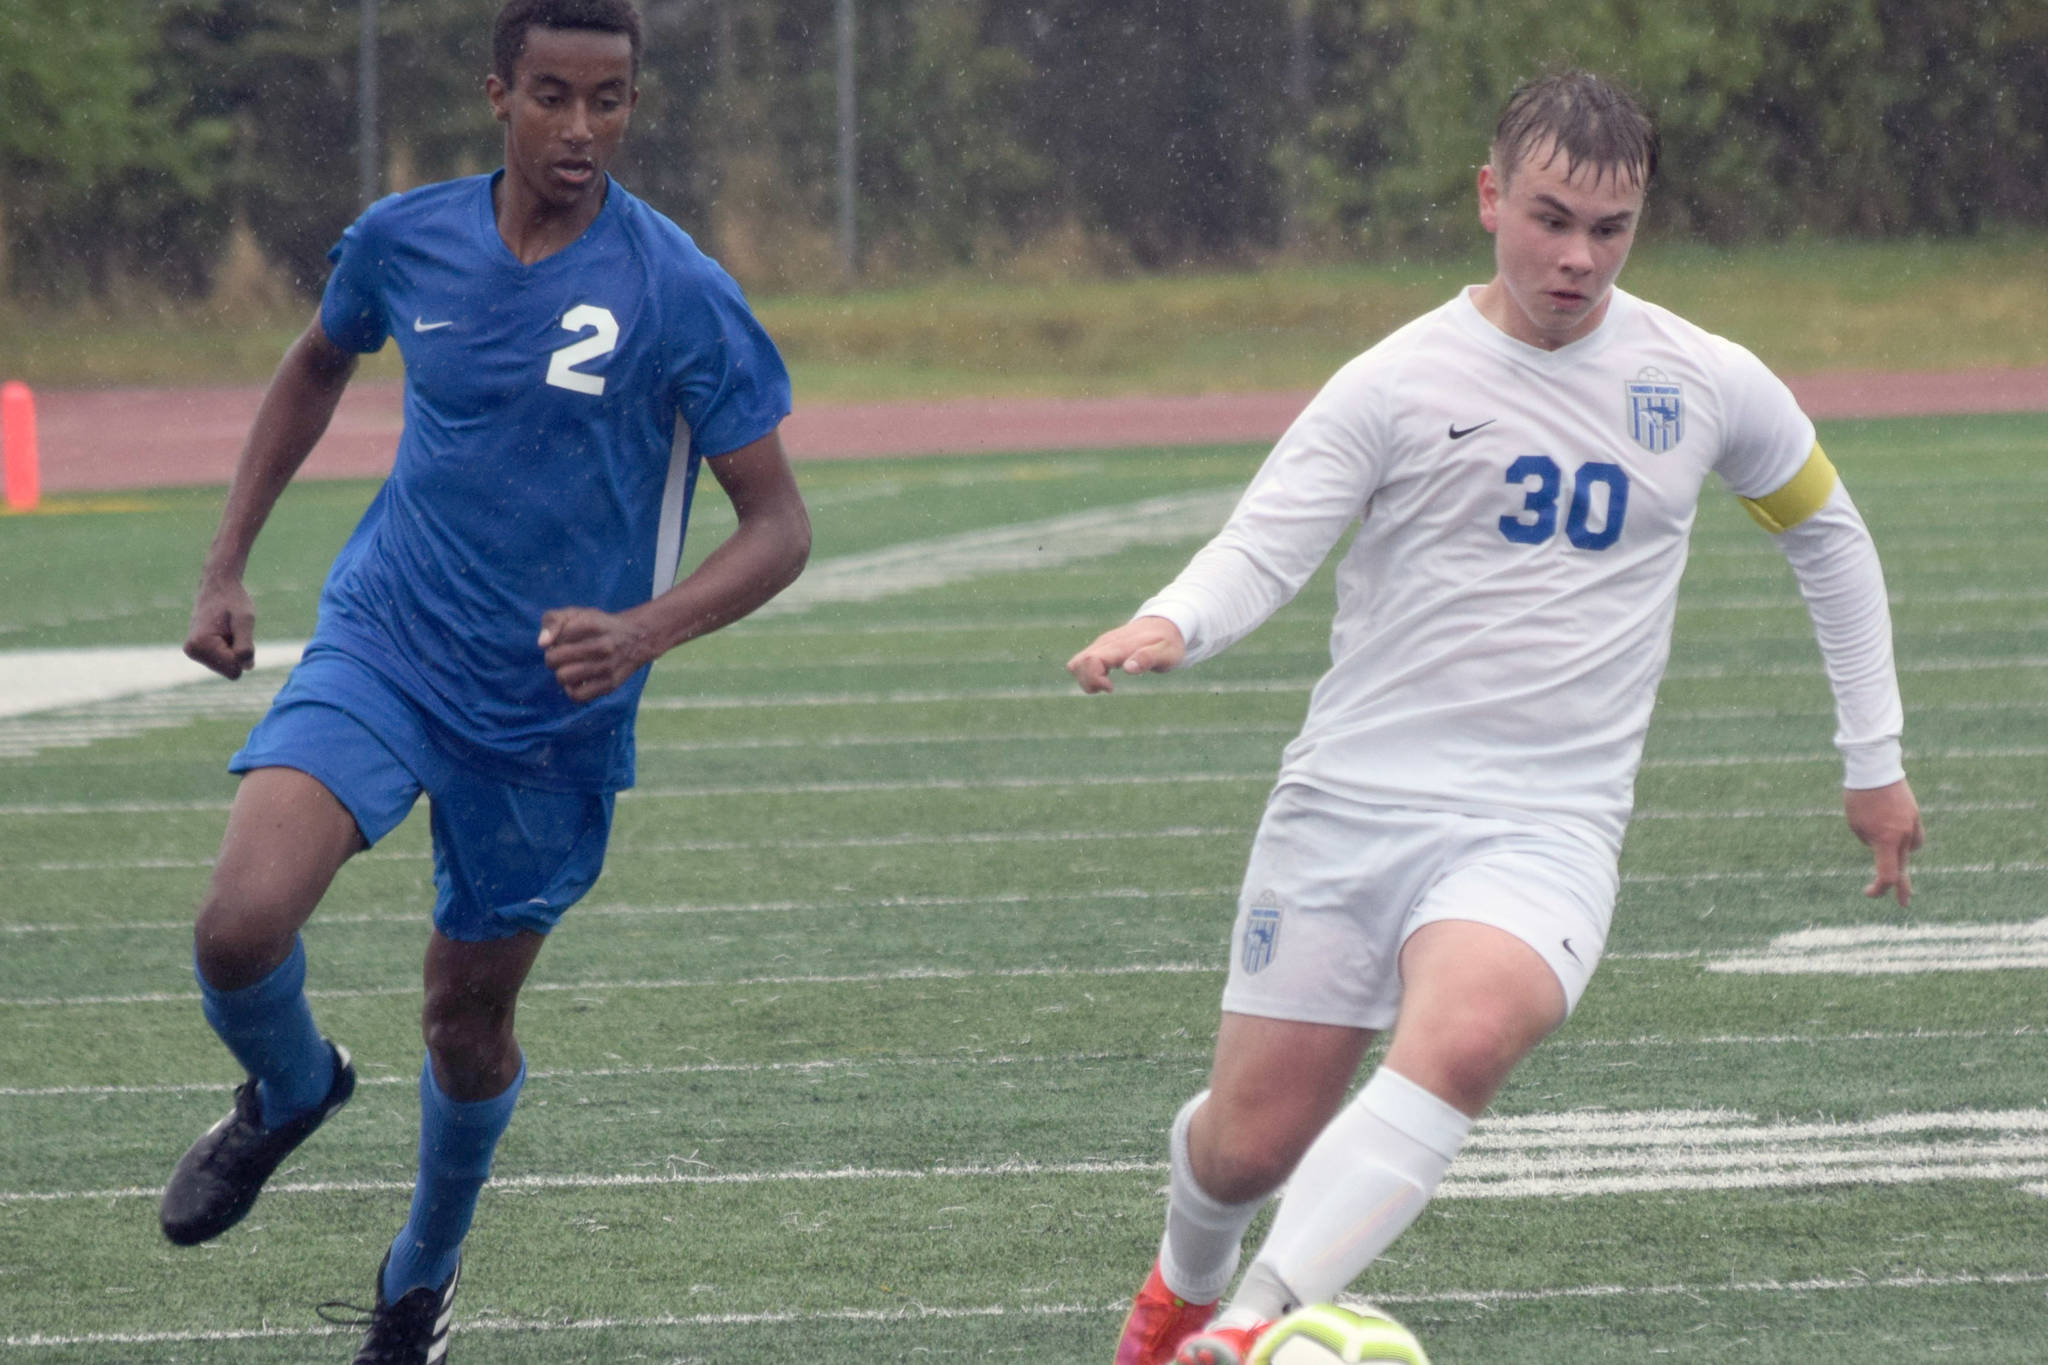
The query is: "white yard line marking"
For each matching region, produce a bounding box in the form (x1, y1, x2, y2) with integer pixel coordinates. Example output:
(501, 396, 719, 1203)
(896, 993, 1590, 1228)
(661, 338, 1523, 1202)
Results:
(0, 959, 1226, 1008)
(4, 1030, 2017, 1102)
(0, 671, 294, 758)
(1685, 588, 2048, 611)
(13, 1270, 2048, 1349)
(0, 643, 306, 721)
(0, 885, 1237, 938)
(1358, 1267, 2048, 1311)
(7, 862, 2047, 940)
(6, 1158, 1170, 1205)
(1675, 656, 2048, 678)
(0, 490, 1239, 738)
(0, 1302, 1116, 1350)
(757, 487, 1241, 615)
(636, 723, 1296, 752)
(641, 681, 1306, 709)
(11, 825, 1251, 874)
(632, 652, 2048, 708)
(8, 802, 2030, 876)
(13, 751, 2048, 819)
(1627, 860, 2048, 885)
(1654, 700, 2048, 719)
(8, 893, 2048, 998)
(1548, 1026, 2015, 1051)
(0, 772, 1280, 817)
(8, 826, 1248, 874)
(1642, 747, 2048, 768)
(14, 696, 2048, 769)
(10, 657, 2042, 761)
(1711, 915, 2048, 975)
(0, 1048, 1213, 1100)
(737, 613, 1110, 636)
(12, 1270, 2048, 1349)
(9, 1106, 2044, 1207)
(1629, 799, 2031, 820)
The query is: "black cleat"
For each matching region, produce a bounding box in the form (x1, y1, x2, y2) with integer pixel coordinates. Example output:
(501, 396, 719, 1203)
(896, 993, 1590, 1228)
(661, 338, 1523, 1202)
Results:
(320, 1251, 462, 1365)
(159, 1040, 355, 1245)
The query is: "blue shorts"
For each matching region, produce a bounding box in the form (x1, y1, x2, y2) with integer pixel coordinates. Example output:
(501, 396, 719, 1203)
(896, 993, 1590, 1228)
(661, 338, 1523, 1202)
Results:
(230, 650, 615, 941)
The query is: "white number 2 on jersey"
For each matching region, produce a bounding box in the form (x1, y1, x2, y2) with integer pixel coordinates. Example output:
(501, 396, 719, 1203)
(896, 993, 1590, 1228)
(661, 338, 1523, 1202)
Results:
(545, 304, 619, 396)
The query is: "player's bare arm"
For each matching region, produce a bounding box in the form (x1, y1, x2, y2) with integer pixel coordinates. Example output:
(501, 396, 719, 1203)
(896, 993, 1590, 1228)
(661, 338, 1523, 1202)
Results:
(540, 428, 810, 703)
(1066, 615, 1187, 694)
(1845, 777, 1924, 906)
(186, 316, 359, 679)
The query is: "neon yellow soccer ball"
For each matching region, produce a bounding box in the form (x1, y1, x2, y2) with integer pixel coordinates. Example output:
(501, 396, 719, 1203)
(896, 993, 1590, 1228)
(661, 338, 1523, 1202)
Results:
(1248, 1302, 1432, 1365)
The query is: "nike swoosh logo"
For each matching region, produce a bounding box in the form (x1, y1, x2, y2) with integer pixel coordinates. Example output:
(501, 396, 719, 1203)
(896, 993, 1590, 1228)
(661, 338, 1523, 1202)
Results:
(1448, 419, 1497, 440)
(1561, 938, 1582, 963)
(413, 317, 454, 332)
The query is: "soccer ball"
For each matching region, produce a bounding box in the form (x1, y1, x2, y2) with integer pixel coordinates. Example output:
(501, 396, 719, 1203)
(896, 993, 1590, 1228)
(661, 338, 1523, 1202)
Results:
(1247, 1302, 1432, 1365)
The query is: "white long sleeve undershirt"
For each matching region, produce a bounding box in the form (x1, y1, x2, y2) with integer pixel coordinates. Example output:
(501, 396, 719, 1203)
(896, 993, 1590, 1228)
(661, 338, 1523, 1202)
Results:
(1772, 481, 1905, 789)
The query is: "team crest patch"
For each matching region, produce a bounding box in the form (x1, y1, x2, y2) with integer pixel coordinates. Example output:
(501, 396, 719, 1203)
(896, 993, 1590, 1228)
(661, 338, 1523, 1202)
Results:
(1242, 896, 1282, 975)
(1626, 369, 1684, 453)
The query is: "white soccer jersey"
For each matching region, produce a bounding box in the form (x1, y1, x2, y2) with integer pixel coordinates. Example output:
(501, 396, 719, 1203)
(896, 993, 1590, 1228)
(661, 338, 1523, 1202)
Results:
(1141, 286, 1902, 849)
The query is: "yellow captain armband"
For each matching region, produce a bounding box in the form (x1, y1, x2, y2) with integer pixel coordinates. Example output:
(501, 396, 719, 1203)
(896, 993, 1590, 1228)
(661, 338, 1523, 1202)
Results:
(1738, 443, 1838, 534)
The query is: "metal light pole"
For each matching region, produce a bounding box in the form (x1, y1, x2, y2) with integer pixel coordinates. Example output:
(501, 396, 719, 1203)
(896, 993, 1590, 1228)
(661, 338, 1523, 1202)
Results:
(358, 0, 381, 206)
(1283, 0, 1312, 249)
(835, 0, 857, 281)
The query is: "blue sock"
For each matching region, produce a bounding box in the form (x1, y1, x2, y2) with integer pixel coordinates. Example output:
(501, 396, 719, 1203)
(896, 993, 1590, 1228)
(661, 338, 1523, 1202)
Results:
(196, 936, 335, 1129)
(383, 1055, 525, 1300)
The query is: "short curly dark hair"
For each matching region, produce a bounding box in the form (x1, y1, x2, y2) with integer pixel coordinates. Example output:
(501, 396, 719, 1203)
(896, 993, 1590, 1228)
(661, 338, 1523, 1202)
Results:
(492, 0, 642, 84)
(1492, 70, 1658, 190)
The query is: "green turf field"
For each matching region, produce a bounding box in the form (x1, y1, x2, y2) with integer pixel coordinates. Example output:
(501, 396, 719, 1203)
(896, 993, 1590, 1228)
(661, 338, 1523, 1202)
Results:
(2, 415, 2045, 1362)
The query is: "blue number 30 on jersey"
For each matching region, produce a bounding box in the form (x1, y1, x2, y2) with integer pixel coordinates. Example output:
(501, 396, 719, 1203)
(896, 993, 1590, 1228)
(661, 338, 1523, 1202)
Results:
(1498, 455, 1630, 550)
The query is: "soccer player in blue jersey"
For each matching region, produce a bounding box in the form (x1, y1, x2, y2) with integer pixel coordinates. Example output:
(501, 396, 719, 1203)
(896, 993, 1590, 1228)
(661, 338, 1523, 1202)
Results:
(161, 2, 808, 1359)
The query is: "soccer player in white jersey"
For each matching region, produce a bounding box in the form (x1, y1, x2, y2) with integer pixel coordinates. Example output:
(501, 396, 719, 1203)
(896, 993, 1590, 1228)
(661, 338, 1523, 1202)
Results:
(1068, 70, 1924, 1365)
(161, 3, 809, 1360)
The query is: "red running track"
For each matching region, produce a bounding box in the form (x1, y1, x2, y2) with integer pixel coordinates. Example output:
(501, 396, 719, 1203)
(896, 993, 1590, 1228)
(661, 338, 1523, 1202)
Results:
(18, 365, 2048, 494)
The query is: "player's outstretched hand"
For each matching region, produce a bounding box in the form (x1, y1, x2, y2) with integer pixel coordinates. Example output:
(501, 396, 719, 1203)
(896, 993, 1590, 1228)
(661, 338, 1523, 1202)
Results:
(1066, 615, 1187, 694)
(1844, 777, 1924, 906)
(185, 575, 258, 680)
(540, 606, 653, 704)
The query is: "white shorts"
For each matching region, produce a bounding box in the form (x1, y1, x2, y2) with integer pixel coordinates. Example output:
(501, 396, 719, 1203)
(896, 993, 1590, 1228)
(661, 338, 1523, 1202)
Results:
(1220, 784, 1620, 1031)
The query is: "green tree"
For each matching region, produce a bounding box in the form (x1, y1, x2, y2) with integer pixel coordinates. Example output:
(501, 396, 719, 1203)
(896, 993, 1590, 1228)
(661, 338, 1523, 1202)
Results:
(1294, 0, 2048, 251)
(0, 0, 225, 299)
(986, 0, 1293, 267)
(855, 1, 1052, 268)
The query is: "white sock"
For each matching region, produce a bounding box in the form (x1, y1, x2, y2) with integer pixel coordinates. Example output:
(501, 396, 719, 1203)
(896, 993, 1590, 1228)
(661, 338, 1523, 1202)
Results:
(1229, 1068, 1472, 1319)
(1157, 1090, 1269, 1304)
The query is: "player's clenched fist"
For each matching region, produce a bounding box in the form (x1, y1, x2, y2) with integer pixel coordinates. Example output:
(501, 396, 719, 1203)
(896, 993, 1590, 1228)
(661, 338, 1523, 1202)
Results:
(540, 606, 654, 704)
(185, 574, 258, 680)
(1066, 615, 1187, 694)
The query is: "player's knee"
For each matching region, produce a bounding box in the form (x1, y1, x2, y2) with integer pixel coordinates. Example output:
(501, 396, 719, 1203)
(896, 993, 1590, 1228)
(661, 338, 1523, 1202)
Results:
(1192, 1104, 1314, 1201)
(1391, 1004, 1551, 1112)
(191, 896, 297, 990)
(420, 991, 514, 1066)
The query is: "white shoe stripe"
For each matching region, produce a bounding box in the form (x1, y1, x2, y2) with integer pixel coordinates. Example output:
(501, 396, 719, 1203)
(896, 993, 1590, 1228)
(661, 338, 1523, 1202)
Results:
(426, 1262, 458, 1360)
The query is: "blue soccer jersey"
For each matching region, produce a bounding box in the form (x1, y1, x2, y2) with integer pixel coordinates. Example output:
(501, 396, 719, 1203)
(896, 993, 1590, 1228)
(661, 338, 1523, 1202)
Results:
(312, 172, 790, 791)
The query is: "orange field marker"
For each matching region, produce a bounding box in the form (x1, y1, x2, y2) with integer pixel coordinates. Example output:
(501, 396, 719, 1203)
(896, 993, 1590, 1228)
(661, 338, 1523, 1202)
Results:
(2, 381, 39, 512)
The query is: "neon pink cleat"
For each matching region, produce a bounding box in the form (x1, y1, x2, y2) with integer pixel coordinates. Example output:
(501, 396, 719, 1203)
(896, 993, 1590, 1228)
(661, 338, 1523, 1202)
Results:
(1113, 1261, 1218, 1365)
